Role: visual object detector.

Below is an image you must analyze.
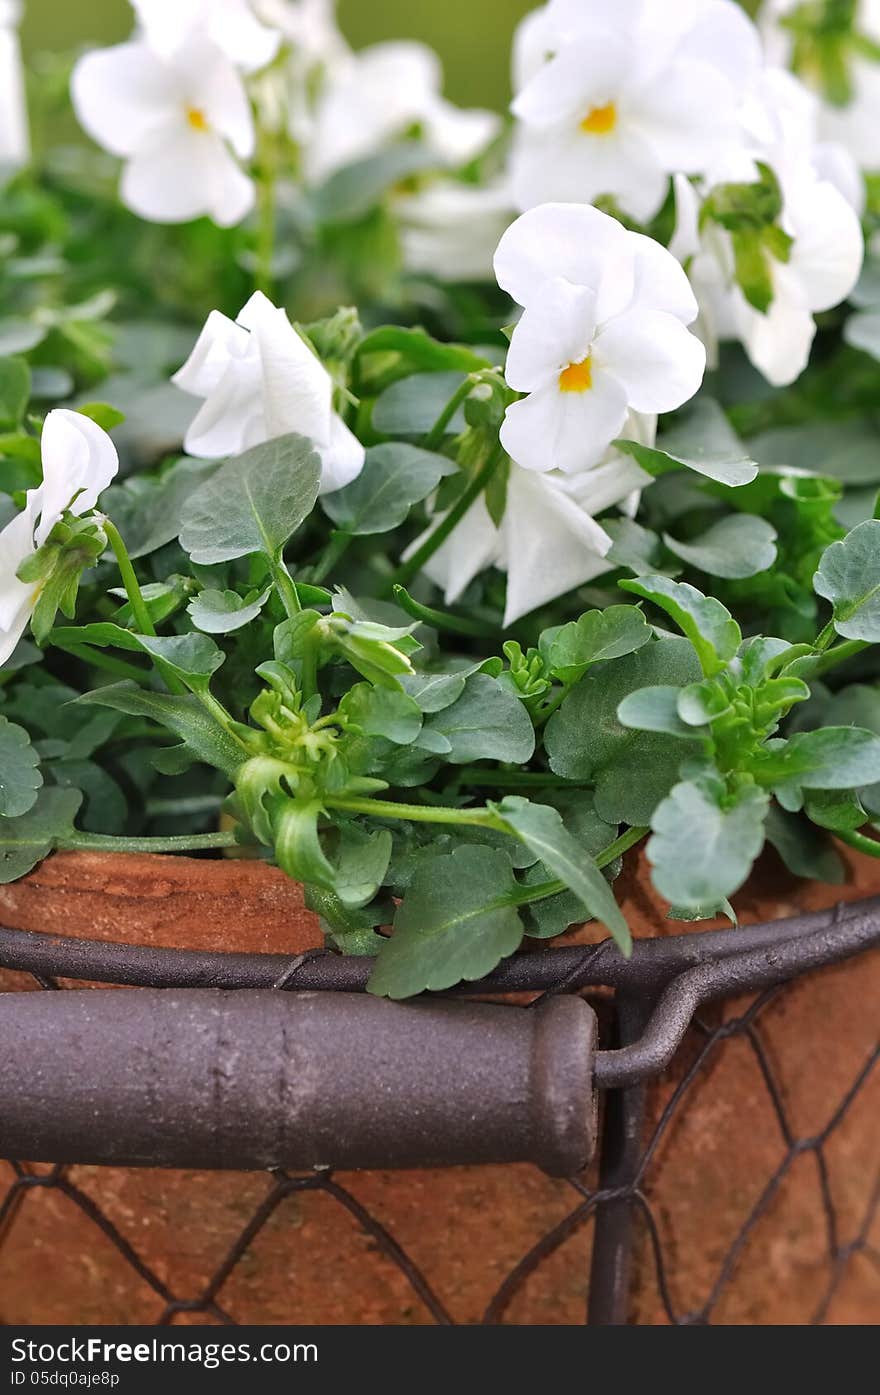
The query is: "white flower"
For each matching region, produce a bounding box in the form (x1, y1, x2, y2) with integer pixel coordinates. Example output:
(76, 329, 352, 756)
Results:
(510, 0, 762, 220)
(407, 434, 652, 627)
(250, 0, 349, 146)
(0, 411, 119, 667)
(131, 0, 281, 73)
(255, 0, 346, 63)
(173, 290, 365, 494)
(71, 38, 255, 227)
(0, 0, 29, 171)
(672, 152, 864, 386)
(396, 179, 514, 283)
(495, 204, 705, 475)
(306, 41, 501, 184)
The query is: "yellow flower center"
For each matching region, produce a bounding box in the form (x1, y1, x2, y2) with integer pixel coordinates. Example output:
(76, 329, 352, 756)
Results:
(558, 356, 593, 393)
(186, 106, 210, 133)
(580, 101, 617, 136)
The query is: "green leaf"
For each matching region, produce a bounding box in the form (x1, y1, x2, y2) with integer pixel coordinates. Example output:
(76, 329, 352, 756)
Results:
(497, 798, 630, 952)
(367, 844, 523, 998)
(755, 727, 880, 792)
(615, 399, 758, 487)
(649, 777, 770, 909)
(814, 519, 880, 641)
(677, 679, 733, 726)
(664, 515, 777, 580)
(179, 434, 322, 565)
(621, 575, 741, 676)
(102, 456, 218, 559)
(604, 517, 664, 574)
(358, 326, 492, 376)
(0, 787, 82, 884)
(76, 401, 125, 431)
(372, 371, 468, 436)
(765, 805, 845, 884)
(188, 588, 271, 634)
(52, 624, 225, 688)
(425, 673, 536, 764)
(313, 143, 438, 223)
(273, 798, 335, 889)
(844, 309, 880, 361)
(542, 606, 652, 684)
(617, 686, 698, 738)
(75, 683, 244, 779)
(749, 421, 880, 486)
(0, 715, 42, 817)
(322, 443, 455, 534)
(545, 637, 703, 825)
(399, 670, 467, 714)
(331, 825, 393, 909)
(0, 357, 30, 431)
(338, 683, 423, 744)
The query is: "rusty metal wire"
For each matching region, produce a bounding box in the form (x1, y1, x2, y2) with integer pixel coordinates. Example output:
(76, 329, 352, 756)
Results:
(0, 916, 878, 1325)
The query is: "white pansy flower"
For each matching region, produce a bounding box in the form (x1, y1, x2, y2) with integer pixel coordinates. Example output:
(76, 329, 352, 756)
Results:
(131, 0, 281, 73)
(71, 38, 255, 227)
(173, 290, 365, 495)
(0, 0, 28, 171)
(306, 41, 501, 185)
(396, 179, 514, 283)
(251, 0, 349, 146)
(496, 204, 705, 475)
(408, 434, 652, 627)
(0, 411, 119, 667)
(510, 0, 762, 220)
(672, 148, 864, 386)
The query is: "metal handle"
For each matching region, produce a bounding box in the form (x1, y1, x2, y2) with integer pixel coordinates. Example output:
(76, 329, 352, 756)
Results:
(0, 989, 598, 1177)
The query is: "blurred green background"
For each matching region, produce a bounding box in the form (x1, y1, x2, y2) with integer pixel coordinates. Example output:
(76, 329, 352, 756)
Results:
(20, 0, 534, 110)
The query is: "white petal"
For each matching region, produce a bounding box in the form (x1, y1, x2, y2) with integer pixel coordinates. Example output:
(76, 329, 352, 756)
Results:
(735, 272, 816, 388)
(560, 455, 652, 514)
(183, 355, 266, 457)
(633, 59, 740, 171)
(511, 34, 629, 130)
(239, 291, 333, 445)
(500, 468, 614, 626)
(786, 177, 864, 313)
(425, 99, 501, 166)
(0, 495, 39, 658)
(594, 309, 706, 414)
(407, 493, 499, 605)
(668, 173, 702, 264)
(494, 202, 631, 307)
(501, 373, 629, 475)
(132, 0, 281, 72)
(319, 414, 367, 495)
(122, 129, 254, 226)
(189, 45, 256, 158)
(37, 410, 119, 544)
(71, 42, 180, 158)
(629, 228, 699, 323)
(172, 309, 250, 397)
(0, 26, 29, 167)
(504, 278, 597, 392)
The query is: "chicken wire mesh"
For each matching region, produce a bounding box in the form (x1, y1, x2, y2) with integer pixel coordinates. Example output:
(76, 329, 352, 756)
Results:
(0, 905, 878, 1326)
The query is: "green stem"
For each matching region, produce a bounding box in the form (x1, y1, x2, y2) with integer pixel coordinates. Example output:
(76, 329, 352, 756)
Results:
(50, 639, 149, 685)
(814, 620, 837, 653)
(60, 830, 243, 855)
(390, 448, 504, 593)
(312, 531, 353, 585)
(301, 636, 318, 704)
(535, 684, 571, 728)
(835, 826, 880, 859)
(450, 770, 591, 791)
(104, 520, 156, 638)
(269, 554, 302, 619)
(325, 795, 506, 831)
(812, 639, 868, 677)
(422, 374, 478, 451)
(392, 585, 498, 638)
(104, 518, 187, 696)
(255, 125, 277, 296)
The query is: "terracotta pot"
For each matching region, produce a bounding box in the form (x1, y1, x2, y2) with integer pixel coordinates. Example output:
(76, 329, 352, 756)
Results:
(0, 846, 878, 1326)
